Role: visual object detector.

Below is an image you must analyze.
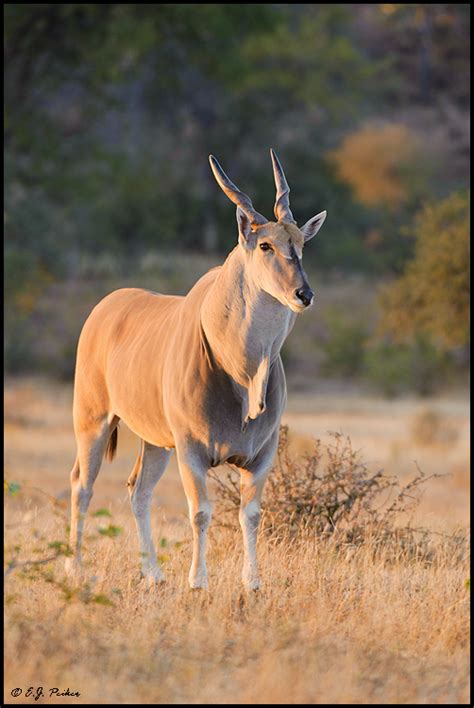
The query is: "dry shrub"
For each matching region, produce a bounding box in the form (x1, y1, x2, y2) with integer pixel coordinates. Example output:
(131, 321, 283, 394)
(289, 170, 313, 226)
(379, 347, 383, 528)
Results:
(411, 408, 459, 446)
(210, 425, 467, 564)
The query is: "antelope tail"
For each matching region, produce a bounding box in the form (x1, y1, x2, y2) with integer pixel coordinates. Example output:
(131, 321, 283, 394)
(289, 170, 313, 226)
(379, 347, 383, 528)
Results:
(105, 425, 119, 462)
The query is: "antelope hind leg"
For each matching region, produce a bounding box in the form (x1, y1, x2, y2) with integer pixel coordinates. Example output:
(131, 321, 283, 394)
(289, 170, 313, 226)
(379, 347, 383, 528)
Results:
(128, 441, 171, 587)
(65, 419, 113, 579)
(176, 447, 211, 589)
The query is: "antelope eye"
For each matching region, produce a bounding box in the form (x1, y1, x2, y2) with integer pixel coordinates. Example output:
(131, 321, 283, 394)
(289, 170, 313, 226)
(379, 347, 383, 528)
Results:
(259, 242, 273, 252)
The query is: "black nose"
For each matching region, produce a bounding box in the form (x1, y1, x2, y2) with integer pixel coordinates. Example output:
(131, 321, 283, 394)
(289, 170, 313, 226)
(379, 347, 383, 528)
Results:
(295, 287, 314, 307)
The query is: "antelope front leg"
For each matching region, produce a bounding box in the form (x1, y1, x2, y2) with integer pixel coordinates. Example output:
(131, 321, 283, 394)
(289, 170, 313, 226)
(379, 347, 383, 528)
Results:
(239, 468, 269, 591)
(177, 450, 211, 589)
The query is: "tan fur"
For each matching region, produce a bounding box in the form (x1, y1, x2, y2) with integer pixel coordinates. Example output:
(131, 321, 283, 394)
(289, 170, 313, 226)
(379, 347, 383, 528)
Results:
(276, 221, 305, 249)
(66, 152, 326, 590)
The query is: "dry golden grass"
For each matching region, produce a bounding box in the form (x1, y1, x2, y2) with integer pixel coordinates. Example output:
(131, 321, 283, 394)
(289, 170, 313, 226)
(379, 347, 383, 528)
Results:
(4, 378, 470, 704)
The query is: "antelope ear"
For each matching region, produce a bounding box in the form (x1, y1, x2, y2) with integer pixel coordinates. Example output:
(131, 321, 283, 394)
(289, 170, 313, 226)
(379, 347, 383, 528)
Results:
(236, 206, 257, 249)
(301, 210, 327, 242)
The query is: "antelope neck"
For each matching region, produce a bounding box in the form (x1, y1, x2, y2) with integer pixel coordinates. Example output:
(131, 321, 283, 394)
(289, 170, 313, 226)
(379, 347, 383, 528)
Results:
(200, 247, 292, 387)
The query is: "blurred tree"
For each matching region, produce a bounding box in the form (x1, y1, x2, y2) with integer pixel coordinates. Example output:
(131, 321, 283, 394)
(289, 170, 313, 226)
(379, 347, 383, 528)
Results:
(321, 310, 369, 378)
(363, 4, 470, 108)
(328, 123, 425, 211)
(4, 3, 280, 263)
(3, 3, 471, 284)
(363, 337, 449, 397)
(379, 190, 470, 349)
(327, 121, 435, 272)
(240, 4, 383, 122)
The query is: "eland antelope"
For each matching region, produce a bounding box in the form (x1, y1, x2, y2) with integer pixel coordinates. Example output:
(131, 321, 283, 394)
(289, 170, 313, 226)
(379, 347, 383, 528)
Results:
(65, 149, 327, 590)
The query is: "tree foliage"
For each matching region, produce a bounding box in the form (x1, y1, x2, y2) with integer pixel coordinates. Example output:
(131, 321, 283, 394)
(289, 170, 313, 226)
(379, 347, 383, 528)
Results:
(241, 5, 380, 118)
(4, 4, 470, 381)
(379, 191, 470, 349)
(4, 4, 469, 271)
(328, 123, 423, 210)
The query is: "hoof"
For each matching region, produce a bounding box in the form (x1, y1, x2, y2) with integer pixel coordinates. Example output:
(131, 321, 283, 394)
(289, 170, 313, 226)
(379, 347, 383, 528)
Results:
(242, 578, 260, 592)
(190, 585, 208, 593)
(189, 576, 209, 590)
(64, 557, 83, 581)
(141, 570, 166, 589)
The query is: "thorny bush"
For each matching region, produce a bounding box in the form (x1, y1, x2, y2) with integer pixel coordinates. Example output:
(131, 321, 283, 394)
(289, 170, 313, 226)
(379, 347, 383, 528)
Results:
(209, 426, 468, 563)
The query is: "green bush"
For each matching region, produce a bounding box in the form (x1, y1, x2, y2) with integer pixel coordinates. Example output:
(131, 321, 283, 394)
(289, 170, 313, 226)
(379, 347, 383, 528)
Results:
(321, 310, 369, 378)
(364, 337, 449, 398)
(4, 315, 36, 374)
(380, 191, 470, 349)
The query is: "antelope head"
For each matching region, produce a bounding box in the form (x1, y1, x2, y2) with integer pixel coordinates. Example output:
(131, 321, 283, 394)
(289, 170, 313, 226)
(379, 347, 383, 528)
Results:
(209, 149, 326, 313)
